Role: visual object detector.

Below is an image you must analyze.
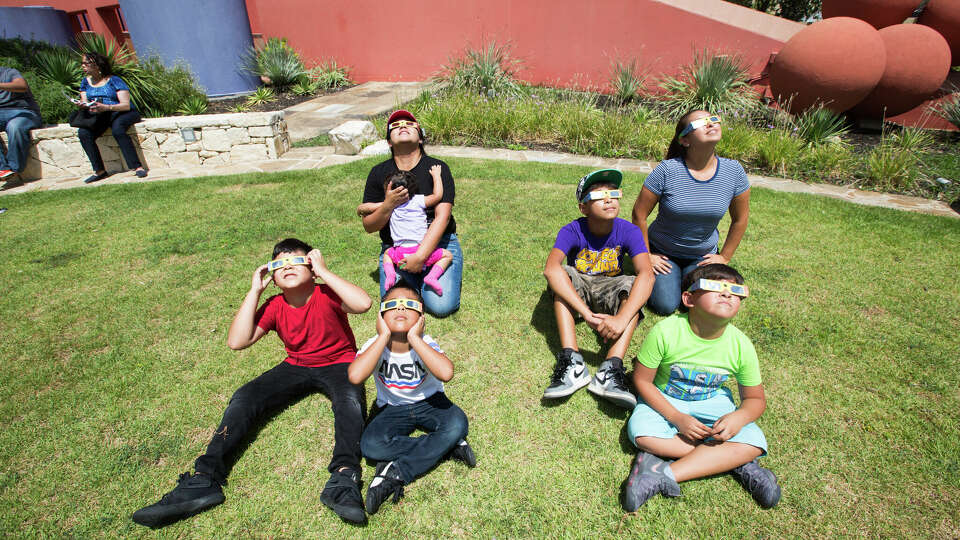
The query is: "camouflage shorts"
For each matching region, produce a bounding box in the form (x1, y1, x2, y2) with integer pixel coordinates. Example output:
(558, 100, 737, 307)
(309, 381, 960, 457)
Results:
(557, 265, 639, 317)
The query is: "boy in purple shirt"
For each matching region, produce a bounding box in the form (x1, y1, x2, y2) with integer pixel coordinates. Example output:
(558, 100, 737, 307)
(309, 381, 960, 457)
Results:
(543, 169, 655, 408)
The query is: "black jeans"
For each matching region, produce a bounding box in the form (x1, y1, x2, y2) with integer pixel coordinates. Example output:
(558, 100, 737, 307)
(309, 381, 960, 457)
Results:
(194, 361, 367, 484)
(76, 109, 142, 172)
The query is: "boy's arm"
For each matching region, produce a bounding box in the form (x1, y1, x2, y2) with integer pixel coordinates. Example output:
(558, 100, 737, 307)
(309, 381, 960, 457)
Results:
(348, 315, 389, 384)
(408, 316, 454, 382)
(711, 383, 766, 441)
(227, 264, 272, 350)
(423, 164, 444, 207)
(634, 364, 712, 441)
(357, 201, 383, 217)
(308, 249, 372, 314)
(597, 251, 655, 340)
(543, 248, 604, 329)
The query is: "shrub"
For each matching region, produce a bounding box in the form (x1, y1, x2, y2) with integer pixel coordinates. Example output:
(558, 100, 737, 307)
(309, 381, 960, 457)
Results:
(310, 60, 351, 90)
(436, 41, 523, 97)
(756, 128, 803, 176)
(137, 56, 207, 117)
(609, 58, 646, 105)
(32, 49, 81, 91)
(792, 106, 849, 147)
(890, 125, 933, 154)
(21, 71, 74, 125)
(936, 95, 960, 129)
(243, 37, 307, 90)
(658, 50, 760, 118)
(865, 143, 919, 191)
(177, 94, 208, 116)
(247, 86, 276, 106)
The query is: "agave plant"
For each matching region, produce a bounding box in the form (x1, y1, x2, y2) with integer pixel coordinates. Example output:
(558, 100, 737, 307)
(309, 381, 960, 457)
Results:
(176, 94, 208, 116)
(32, 49, 82, 90)
(74, 33, 162, 117)
(243, 37, 307, 90)
(658, 50, 759, 117)
(246, 86, 276, 106)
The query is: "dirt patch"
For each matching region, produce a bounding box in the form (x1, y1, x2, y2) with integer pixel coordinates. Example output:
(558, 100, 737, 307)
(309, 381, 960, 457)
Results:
(205, 85, 354, 115)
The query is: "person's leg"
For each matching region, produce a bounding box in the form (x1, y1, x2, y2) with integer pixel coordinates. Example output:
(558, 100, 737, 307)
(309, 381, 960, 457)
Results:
(360, 404, 419, 464)
(420, 234, 462, 317)
(543, 266, 590, 399)
(584, 275, 639, 407)
(194, 362, 312, 482)
(109, 110, 143, 170)
(77, 122, 110, 174)
(423, 248, 451, 296)
(666, 441, 762, 482)
(0, 110, 41, 173)
(646, 255, 684, 316)
(393, 393, 468, 483)
(383, 248, 399, 290)
(312, 363, 367, 474)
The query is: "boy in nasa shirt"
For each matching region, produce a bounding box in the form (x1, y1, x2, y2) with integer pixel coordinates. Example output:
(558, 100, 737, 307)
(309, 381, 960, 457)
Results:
(348, 282, 475, 516)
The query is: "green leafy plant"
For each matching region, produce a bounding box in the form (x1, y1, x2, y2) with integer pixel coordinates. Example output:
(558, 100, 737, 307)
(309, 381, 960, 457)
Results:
(243, 37, 307, 90)
(137, 56, 207, 117)
(177, 94, 208, 116)
(658, 50, 759, 117)
(792, 105, 849, 147)
(891, 125, 933, 154)
(866, 143, 919, 191)
(436, 41, 524, 97)
(32, 49, 81, 90)
(291, 79, 319, 96)
(934, 94, 960, 130)
(246, 86, 276, 106)
(230, 102, 251, 113)
(756, 128, 803, 176)
(609, 58, 646, 105)
(310, 60, 351, 89)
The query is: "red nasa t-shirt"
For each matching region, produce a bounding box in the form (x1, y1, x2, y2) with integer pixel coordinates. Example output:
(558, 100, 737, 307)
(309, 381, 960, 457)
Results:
(255, 284, 358, 367)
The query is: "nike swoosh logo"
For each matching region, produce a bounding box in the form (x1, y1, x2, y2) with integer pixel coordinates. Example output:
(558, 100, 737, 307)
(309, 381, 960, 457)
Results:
(573, 368, 585, 378)
(651, 462, 662, 474)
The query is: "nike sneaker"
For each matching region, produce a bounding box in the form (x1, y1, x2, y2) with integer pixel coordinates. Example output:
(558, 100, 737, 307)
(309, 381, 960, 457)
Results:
(543, 349, 590, 399)
(621, 452, 681, 511)
(731, 459, 781, 508)
(588, 359, 637, 408)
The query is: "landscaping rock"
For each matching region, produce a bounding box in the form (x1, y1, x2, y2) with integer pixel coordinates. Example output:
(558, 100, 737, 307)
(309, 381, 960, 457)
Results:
(360, 139, 390, 156)
(329, 120, 377, 155)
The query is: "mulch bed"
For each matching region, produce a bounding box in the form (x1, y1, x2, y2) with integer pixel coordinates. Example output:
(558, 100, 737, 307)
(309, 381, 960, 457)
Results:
(205, 85, 354, 115)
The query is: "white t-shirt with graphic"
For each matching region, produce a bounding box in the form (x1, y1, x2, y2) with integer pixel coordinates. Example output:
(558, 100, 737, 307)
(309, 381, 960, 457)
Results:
(357, 334, 445, 407)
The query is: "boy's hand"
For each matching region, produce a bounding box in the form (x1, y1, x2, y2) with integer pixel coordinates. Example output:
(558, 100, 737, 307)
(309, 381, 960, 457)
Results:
(376, 310, 390, 337)
(384, 181, 409, 210)
(596, 313, 628, 340)
(307, 249, 326, 277)
(407, 311, 425, 340)
(672, 413, 711, 441)
(583, 311, 605, 334)
(697, 253, 729, 267)
(251, 263, 272, 293)
(710, 411, 746, 442)
(650, 253, 673, 275)
(429, 164, 442, 179)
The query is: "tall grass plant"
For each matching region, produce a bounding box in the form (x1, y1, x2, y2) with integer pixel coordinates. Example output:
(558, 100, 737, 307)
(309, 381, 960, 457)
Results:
(436, 41, 524, 97)
(658, 51, 759, 117)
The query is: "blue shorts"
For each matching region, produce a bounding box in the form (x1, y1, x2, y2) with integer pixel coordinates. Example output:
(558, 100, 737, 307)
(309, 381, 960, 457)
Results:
(627, 387, 768, 455)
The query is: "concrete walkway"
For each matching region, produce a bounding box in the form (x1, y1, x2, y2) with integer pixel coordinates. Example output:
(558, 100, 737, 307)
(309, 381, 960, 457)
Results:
(0, 80, 955, 219)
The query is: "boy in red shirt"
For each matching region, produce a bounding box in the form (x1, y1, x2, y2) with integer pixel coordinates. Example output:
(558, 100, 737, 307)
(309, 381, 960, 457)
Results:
(132, 238, 373, 527)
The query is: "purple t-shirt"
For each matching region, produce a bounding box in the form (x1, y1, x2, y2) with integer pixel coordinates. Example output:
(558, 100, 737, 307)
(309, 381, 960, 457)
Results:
(553, 217, 649, 276)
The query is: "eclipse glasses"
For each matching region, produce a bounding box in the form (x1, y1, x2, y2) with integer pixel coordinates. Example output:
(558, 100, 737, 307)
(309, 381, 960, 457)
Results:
(686, 278, 749, 297)
(380, 298, 423, 313)
(388, 120, 419, 130)
(581, 189, 622, 203)
(267, 256, 310, 272)
(679, 115, 722, 137)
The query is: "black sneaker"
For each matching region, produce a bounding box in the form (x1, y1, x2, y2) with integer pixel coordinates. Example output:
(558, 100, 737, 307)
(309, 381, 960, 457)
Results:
(588, 359, 637, 409)
(621, 452, 681, 512)
(365, 461, 405, 515)
(131, 472, 225, 528)
(542, 349, 590, 399)
(448, 439, 477, 468)
(320, 468, 367, 524)
(731, 460, 781, 508)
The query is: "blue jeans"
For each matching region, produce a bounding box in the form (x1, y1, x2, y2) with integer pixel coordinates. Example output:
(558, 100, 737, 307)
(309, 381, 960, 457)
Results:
(647, 251, 706, 315)
(0, 108, 41, 173)
(360, 392, 468, 484)
(379, 233, 462, 318)
(76, 109, 142, 172)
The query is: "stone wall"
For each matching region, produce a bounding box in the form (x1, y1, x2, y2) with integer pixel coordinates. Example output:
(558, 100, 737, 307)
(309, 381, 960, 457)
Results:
(1, 111, 290, 181)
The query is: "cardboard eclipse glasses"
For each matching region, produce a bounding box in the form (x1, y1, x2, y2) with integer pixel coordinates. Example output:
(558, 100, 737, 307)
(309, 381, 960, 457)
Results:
(679, 115, 722, 137)
(580, 189, 622, 202)
(267, 256, 310, 272)
(387, 120, 419, 130)
(686, 278, 749, 297)
(380, 298, 423, 313)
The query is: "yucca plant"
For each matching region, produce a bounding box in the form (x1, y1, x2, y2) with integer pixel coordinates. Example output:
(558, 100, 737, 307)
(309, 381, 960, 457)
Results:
(610, 58, 646, 105)
(32, 49, 82, 90)
(176, 94, 208, 116)
(230, 102, 251, 113)
(291, 79, 319, 96)
(436, 41, 523, 97)
(891, 125, 933, 154)
(243, 37, 307, 90)
(74, 33, 162, 117)
(792, 105, 849, 147)
(247, 86, 276, 106)
(935, 94, 960, 130)
(310, 60, 351, 89)
(658, 50, 759, 117)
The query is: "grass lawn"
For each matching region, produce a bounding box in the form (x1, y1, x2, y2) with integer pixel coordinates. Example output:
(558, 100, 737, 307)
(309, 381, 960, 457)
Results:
(0, 158, 958, 538)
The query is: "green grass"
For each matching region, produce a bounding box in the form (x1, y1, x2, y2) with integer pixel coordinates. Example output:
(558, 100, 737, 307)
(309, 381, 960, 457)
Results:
(292, 133, 331, 148)
(0, 159, 958, 537)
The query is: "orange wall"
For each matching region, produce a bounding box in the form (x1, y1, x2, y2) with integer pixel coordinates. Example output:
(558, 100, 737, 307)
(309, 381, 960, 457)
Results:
(244, 0, 794, 90)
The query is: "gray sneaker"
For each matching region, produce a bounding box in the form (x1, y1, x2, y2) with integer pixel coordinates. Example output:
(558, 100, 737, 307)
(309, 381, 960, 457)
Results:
(621, 452, 681, 511)
(588, 360, 637, 409)
(543, 349, 590, 399)
(731, 459, 781, 508)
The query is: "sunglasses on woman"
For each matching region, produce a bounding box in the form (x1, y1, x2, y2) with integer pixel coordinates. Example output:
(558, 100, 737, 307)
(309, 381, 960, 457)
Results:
(679, 115, 722, 137)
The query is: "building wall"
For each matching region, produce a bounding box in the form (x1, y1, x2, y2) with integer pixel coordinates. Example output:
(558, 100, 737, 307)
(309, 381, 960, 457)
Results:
(0, 0, 130, 46)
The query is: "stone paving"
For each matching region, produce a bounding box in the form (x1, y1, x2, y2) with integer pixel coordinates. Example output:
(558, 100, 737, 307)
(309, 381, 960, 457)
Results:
(0, 80, 956, 219)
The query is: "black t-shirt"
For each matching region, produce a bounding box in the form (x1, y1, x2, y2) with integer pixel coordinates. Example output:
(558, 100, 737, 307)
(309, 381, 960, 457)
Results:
(363, 154, 456, 245)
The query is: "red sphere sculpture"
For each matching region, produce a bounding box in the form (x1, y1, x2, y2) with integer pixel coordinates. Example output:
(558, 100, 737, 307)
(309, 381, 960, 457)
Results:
(851, 24, 952, 118)
(769, 18, 886, 114)
(921, 0, 960, 66)
(822, 0, 919, 29)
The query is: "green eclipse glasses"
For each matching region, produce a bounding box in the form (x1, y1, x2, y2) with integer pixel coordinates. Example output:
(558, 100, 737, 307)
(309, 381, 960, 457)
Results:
(687, 278, 749, 297)
(679, 115, 722, 137)
(267, 256, 309, 272)
(380, 298, 423, 313)
(581, 189, 622, 202)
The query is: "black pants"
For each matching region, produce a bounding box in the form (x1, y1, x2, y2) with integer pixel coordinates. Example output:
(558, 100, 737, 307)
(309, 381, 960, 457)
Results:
(194, 361, 367, 484)
(76, 109, 142, 172)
